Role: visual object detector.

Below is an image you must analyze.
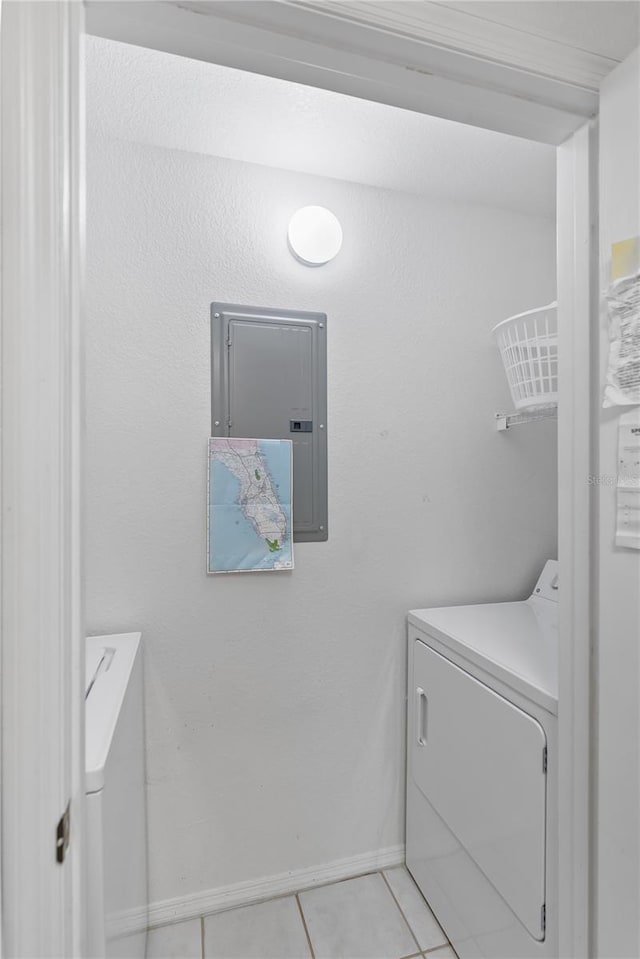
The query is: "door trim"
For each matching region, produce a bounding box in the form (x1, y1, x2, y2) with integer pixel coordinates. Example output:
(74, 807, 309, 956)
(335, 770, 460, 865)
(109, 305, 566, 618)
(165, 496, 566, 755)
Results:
(0, 3, 85, 955)
(556, 120, 598, 958)
(86, 0, 590, 145)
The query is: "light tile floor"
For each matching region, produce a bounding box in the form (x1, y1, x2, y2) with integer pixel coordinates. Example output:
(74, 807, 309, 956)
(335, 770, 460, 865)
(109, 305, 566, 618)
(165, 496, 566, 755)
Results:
(146, 867, 459, 959)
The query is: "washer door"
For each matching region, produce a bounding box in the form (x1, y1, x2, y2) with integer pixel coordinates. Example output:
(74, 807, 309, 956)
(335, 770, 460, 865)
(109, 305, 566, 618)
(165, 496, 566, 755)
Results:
(411, 640, 547, 940)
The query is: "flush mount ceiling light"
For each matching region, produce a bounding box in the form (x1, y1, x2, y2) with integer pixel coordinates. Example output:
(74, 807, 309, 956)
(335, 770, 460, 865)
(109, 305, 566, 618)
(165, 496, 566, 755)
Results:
(287, 206, 343, 266)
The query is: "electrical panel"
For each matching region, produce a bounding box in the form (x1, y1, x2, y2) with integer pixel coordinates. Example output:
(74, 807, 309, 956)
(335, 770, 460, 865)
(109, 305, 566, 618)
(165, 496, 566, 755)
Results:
(211, 303, 328, 542)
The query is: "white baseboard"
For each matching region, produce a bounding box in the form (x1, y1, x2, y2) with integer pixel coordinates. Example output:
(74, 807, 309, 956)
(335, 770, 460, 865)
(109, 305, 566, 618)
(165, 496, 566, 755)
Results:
(145, 844, 405, 931)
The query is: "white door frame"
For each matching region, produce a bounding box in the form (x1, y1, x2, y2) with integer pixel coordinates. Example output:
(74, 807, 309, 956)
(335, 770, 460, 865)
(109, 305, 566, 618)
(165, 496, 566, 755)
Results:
(1, 4, 595, 956)
(1, 2, 85, 957)
(86, 0, 594, 146)
(556, 120, 598, 958)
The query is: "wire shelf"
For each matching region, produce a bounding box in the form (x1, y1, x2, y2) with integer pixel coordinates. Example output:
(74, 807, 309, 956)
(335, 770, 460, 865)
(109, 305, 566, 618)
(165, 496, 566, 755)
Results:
(495, 407, 558, 432)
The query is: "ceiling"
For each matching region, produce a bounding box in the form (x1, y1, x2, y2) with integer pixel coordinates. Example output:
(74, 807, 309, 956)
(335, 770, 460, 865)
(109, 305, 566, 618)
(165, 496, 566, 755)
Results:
(88, 0, 639, 144)
(174, 0, 639, 88)
(445, 2, 639, 62)
(86, 35, 556, 218)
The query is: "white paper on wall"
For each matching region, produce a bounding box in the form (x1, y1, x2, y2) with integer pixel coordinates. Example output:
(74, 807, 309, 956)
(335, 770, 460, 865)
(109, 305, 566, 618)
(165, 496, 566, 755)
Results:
(616, 420, 640, 549)
(603, 270, 640, 408)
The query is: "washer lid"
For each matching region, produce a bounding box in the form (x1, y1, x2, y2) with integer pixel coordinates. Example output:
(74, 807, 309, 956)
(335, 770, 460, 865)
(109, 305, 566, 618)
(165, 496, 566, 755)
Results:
(85, 632, 141, 794)
(408, 598, 557, 714)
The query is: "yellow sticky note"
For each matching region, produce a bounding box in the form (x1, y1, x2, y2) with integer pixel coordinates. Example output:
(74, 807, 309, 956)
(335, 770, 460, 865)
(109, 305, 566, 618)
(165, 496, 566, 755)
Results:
(612, 236, 640, 281)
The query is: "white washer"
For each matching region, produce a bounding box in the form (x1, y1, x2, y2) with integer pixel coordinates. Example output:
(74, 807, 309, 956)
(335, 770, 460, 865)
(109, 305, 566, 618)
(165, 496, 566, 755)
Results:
(86, 633, 148, 958)
(406, 561, 558, 959)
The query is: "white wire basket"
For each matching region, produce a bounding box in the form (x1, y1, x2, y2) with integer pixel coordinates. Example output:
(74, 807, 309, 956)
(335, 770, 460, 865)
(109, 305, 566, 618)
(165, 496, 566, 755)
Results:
(492, 301, 558, 411)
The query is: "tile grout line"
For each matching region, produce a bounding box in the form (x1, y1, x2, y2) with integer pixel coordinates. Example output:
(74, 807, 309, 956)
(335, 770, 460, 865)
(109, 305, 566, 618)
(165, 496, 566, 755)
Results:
(380, 869, 423, 957)
(384, 868, 452, 956)
(150, 872, 456, 959)
(295, 892, 316, 959)
(191, 867, 383, 925)
(423, 945, 457, 957)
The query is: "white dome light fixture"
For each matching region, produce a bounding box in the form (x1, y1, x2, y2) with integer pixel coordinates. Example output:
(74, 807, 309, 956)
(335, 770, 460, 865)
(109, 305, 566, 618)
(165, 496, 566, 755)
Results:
(287, 206, 343, 266)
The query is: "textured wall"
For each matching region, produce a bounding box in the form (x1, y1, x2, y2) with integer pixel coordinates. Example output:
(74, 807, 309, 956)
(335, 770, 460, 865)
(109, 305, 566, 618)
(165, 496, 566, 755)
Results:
(86, 134, 557, 906)
(85, 35, 557, 219)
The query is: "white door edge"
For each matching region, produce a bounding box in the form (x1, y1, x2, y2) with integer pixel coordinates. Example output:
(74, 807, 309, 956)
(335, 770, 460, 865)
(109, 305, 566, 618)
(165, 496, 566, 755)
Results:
(0, 3, 86, 956)
(557, 120, 597, 958)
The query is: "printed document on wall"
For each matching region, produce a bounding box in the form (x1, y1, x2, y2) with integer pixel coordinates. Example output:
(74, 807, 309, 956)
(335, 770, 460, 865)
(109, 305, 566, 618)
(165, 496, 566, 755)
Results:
(604, 236, 640, 408)
(207, 437, 294, 573)
(603, 270, 640, 407)
(616, 421, 640, 550)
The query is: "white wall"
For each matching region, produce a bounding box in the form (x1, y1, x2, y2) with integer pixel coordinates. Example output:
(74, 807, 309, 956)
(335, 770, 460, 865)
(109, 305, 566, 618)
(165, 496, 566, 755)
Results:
(86, 133, 557, 907)
(85, 35, 557, 220)
(596, 47, 640, 958)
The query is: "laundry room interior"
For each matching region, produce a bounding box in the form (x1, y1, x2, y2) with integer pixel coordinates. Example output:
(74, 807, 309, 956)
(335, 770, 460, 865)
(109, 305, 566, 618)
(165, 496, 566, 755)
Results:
(5, 0, 640, 957)
(84, 23, 562, 959)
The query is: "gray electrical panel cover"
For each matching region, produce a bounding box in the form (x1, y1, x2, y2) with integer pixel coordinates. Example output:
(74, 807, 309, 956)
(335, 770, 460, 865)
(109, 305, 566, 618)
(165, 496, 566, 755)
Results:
(211, 303, 328, 543)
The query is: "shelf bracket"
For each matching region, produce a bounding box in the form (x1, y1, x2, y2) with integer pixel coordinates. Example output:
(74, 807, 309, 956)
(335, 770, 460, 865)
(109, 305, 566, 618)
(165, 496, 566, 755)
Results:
(495, 407, 558, 431)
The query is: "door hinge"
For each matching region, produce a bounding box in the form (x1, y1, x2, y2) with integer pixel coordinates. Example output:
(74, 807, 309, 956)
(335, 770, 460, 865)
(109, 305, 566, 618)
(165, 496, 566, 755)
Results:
(56, 802, 70, 864)
(541, 903, 546, 935)
(542, 746, 548, 774)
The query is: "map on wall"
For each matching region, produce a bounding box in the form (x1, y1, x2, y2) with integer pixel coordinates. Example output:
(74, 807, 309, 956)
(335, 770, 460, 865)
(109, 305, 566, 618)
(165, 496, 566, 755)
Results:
(207, 437, 294, 574)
